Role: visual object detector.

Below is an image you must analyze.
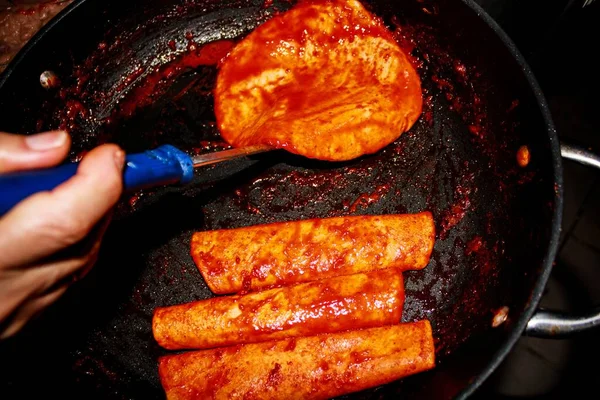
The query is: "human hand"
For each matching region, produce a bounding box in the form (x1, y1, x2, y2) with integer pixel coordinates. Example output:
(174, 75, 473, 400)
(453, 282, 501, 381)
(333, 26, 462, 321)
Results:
(0, 130, 124, 339)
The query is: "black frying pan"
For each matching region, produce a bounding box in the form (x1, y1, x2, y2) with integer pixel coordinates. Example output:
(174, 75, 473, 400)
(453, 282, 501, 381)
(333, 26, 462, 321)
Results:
(1, 0, 599, 399)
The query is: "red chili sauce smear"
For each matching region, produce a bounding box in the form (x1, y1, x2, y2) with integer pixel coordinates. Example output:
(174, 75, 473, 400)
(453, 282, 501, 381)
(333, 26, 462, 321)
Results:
(116, 40, 234, 118)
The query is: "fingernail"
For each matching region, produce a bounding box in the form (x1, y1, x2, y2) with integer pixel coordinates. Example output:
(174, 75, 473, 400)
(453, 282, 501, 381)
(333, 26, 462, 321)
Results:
(114, 149, 125, 170)
(25, 130, 68, 151)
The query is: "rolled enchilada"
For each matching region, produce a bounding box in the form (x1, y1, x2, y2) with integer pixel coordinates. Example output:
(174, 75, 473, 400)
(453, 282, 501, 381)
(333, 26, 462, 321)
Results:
(159, 320, 435, 400)
(153, 268, 404, 350)
(191, 212, 435, 294)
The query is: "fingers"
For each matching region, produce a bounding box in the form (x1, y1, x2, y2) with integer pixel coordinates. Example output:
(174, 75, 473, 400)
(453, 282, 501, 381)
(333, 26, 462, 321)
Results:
(0, 137, 125, 340)
(0, 130, 71, 173)
(70, 214, 111, 282)
(0, 285, 68, 340)
(0, 143, 125, 268)
(0, 233, 102, 324)
(0, 214, 108, 339)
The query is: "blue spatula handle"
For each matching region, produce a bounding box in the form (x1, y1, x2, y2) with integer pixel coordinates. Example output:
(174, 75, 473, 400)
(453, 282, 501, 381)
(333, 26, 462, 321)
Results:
(0, 144, 194, 216)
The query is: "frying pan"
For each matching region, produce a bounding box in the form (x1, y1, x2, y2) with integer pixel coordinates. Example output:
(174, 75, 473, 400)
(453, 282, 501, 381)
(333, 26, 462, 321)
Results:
(0, 0, 599, 398)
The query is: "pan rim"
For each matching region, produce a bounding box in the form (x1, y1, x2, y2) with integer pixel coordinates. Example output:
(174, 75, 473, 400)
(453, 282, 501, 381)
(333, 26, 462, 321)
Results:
(453, 0, 563, 398)
(0, 0, 88, 88)
(0, 0, 564, 398)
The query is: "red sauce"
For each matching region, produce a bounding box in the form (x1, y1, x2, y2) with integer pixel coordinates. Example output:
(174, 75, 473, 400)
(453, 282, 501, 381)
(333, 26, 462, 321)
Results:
(213, 349, 225, 362)
(15, 3, 58, 16)
(128, 192, 144, 209)
(347, 184, 391, 213)
(113, 66, 146, 94)
(453, 60, 467, 78)
(113, 40, 234, 118)
(266, 363, 283, 387)
(191, 141, 231, 154)
(516, 145, 531, 168)
(350, 350, 373, 364)
(284, 339, 297, 352)
(73, 356, 119, 382)
(240, 271, 253, 294)
(431, 74, 454, 91)
(196, 252, 225, 277)
(440, 173, 475, 239)
(465, 236, 483, 255)
(59, 100, 88, 131)
(507, 99, 520, 112)
(199, 367, 230, 394)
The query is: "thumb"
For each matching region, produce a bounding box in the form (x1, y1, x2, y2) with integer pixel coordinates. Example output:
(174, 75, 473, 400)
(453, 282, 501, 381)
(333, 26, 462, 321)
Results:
(0, 144, 125, 268)
(0, 130, 71, 173)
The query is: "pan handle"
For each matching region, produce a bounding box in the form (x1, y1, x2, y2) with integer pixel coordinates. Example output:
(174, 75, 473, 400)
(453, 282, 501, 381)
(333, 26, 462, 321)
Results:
(559, 143, 600, 169)
(525, 143, 600, 338)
